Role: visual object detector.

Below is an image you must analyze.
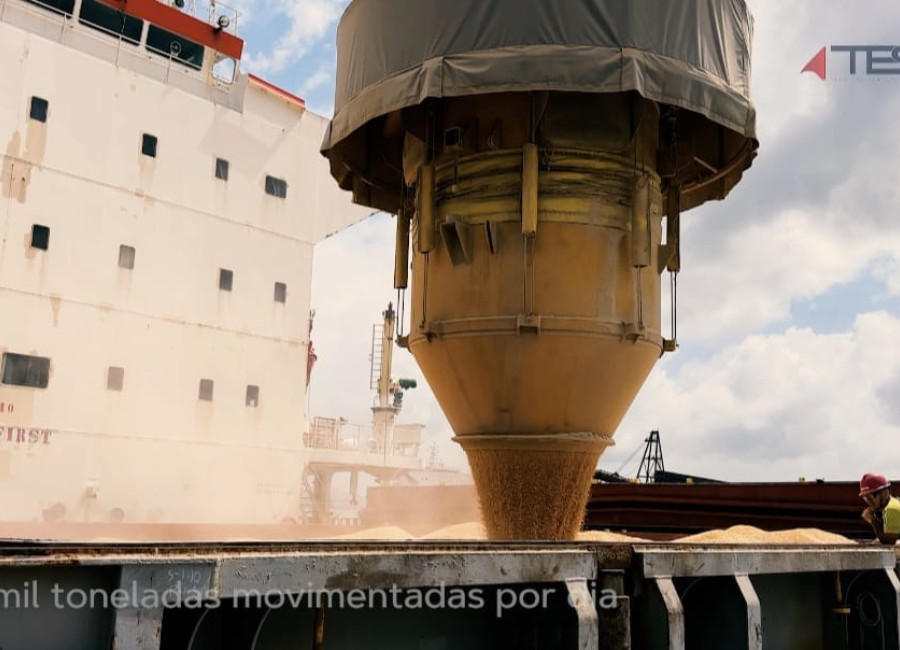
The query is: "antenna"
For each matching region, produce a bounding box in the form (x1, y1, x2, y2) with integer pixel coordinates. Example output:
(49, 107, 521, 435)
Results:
(636, 430, 665, 483)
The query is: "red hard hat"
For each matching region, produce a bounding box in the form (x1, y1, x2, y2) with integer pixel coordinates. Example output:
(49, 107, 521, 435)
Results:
(859, 473, 891, 497)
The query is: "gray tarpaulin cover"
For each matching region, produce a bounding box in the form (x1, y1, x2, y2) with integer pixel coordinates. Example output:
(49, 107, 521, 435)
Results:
(322, 0, 756, 153)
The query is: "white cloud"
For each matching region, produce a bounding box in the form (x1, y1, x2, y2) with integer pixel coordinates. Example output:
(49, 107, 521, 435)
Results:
(221, 0, 258, 29)
(745, 0, 831, 143)
(298, 63, 332, 96)
(242, 0, 346, 75)
(746, 0, 900, 142)
(874, 258, 900, 296)
(297, 63, 336, 116)
(672, 71, 900, 342)
(608, 311, 900, 482)
(675, 206, 900, 342)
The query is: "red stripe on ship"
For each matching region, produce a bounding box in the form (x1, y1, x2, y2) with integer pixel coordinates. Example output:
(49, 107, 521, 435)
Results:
(248, 74, 306, 107)
(97, 0, 243, 60)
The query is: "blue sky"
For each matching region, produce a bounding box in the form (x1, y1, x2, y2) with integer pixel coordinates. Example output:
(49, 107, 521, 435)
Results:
(235, 0, 900, 483)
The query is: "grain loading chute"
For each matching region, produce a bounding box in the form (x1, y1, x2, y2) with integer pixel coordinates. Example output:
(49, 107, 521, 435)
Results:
(321, 0, 758, 539)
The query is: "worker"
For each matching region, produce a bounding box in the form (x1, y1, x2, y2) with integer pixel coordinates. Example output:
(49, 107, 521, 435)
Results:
(859, 473, 900, 545)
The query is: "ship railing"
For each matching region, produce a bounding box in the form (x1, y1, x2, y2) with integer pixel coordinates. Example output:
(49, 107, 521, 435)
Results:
(2, 0, 240, 87)
(0, 0, 131, 62)
(153, 0, 240, 37)
(304, 417, 421, 459)
(305, 417, 356, 451)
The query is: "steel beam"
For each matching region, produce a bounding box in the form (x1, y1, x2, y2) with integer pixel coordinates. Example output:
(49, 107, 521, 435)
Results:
(639, 548, 894, 578)
(734, 573, 762, 650)
(112, 607, 162, 650)
(565, 578, 598, 650)
(653, 577, 684, 650)
(884, 566, 900, 650)
(217, 549, 597, 594)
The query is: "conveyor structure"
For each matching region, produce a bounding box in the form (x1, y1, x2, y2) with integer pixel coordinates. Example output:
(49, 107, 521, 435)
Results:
(1, 541, 898, 649)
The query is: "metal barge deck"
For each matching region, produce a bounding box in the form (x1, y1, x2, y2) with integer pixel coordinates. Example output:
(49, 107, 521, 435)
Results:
(0, 540, 897, 649)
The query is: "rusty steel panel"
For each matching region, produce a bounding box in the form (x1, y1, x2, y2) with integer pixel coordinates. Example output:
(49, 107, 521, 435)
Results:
(586, 481, 877, 539)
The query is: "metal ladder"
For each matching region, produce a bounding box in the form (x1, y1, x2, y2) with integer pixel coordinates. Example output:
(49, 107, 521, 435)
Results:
(369, 323, 384, 390)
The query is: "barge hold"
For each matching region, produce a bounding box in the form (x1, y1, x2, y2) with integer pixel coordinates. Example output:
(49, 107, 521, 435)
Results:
(0, 540, 898, 649)
(585, 481, 887, 541)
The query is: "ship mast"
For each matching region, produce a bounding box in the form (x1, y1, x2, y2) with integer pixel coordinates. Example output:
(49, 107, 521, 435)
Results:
(371, 303, 398, 455)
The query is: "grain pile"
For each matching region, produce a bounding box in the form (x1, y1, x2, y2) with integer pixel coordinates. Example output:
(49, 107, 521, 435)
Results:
(465, 448, 598, 540)
(676, 525, 853, 544)
(418, 524, 648, 542)
(767, 528, 853, 544)
(576, 530, 648, 542)
(421, 522, 487, 539)
(335, 526, 414, 540)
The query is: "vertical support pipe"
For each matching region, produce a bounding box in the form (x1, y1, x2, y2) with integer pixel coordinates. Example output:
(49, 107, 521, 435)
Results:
(596, 571, 630, 649)
(379, 304, 395, 408)
(112, 607, 163, 650)
(565, 579, 599, 650)
(349, 470, 359, 505)
(521, 144, 539, 319)
(418, 164, 435, 253)
(522, 143, 539, 236)
(734, 574, 762, 650)
(654, 578, 685, 650)
(631, 174, 651, 268)
(665, 186, 680, 273)
(394, 208, 410, 289)
(313, 604, 326, 650)
(522, 237, 536, 318)
(883, 567, 900, 650)
(114, 566, 166, 650)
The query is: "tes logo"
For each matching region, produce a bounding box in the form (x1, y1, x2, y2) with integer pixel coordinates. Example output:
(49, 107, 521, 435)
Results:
(802, 46, 900, 80)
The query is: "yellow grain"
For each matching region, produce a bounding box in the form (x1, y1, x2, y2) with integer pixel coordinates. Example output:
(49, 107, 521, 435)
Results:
(576, 530, 648, 542)
(676, 525, 854, 544)
(335, 526, 414, 540)
(466, 448, 597, 540)
(421, 522, 487, 539)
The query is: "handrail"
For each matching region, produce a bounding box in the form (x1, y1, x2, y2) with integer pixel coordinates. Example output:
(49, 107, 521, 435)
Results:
(0, 0, 238, 87)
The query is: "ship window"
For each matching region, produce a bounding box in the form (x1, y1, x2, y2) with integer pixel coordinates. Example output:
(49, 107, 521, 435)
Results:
(215, 158, 229, 181)
(198, 379, 214, 401)
(141, 134, 157, 158)
(31, 225, 50, 250)
(25, 0, 75, 17)
(107, 366, 124, 391)
(1, 353, 50, 389)
(29, 97, 49, 123)
(265, 175, 287, 199)
(212, 55, 237, 84)
(78, 0, 142, 44)
(146, 25, 204, 70)
(246, 385, 259, 407)
(219, 269, 233, 291)
(274, 282, 287, 303)
(118, 245, 135, 270)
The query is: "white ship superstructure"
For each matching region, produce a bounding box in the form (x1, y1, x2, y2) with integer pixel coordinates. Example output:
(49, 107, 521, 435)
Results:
(0, 0, 420, 527)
